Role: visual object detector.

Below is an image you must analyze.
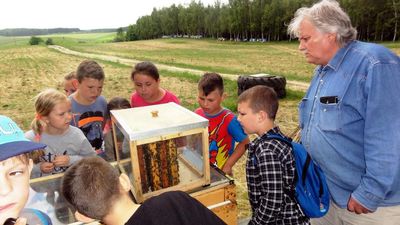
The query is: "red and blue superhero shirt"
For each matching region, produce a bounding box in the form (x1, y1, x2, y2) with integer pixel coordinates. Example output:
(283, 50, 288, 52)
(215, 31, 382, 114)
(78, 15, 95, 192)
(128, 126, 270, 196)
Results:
(195, 108, 247, 168)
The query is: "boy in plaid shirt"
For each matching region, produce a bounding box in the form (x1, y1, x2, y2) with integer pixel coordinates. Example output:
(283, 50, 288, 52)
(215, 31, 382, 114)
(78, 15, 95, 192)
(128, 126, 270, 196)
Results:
(237, 86, 309, 225)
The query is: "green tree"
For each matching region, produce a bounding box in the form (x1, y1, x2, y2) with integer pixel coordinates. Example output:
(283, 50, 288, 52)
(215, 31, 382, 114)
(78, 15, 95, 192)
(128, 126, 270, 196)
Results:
(29, 36, 43, 45)
(126, 25, 138, 41)
(114, 27, 125, 42)
(45, 38, 54, 45)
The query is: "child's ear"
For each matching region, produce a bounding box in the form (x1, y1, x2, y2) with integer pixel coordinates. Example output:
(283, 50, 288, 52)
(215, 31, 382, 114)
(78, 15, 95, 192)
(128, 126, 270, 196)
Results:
(222, 92, 227, 100)
(28, 158, 33, 174)
(257, 110, 267, 123)
(119, 173, 131, 193)
(72, 79, 79, 89)
(74, 211, 95, 223)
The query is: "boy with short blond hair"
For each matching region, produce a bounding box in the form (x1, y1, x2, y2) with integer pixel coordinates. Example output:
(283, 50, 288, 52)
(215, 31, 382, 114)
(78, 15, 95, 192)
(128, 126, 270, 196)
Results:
(0, 115, 51, 225)
(195, 72, 249, 175)
(69, 60, 108, 157)
(237, 86, 309, 224)
(61, 157, 226, 225)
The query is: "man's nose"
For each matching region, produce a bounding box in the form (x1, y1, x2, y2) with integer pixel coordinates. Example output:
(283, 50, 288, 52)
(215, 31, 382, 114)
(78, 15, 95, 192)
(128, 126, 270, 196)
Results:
(298, 40, 306, 51)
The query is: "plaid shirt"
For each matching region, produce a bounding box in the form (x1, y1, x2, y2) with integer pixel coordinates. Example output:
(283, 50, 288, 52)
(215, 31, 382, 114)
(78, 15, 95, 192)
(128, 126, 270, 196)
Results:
(246, 127, 309, 225)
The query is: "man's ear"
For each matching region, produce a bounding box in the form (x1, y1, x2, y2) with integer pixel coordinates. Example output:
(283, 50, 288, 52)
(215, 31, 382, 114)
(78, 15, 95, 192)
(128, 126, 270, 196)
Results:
(74, 211, 95, 223)
(327, 33, 337, 43)
(119, 173, 131, 193)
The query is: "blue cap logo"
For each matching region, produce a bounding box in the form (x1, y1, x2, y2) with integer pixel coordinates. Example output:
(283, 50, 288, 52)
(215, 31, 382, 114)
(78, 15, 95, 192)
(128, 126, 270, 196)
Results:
(0, 115, 46, 161)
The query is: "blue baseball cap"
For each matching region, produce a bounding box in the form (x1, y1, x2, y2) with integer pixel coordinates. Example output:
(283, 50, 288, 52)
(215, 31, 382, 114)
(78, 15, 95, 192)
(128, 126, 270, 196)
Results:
(0, 115, 46, 161)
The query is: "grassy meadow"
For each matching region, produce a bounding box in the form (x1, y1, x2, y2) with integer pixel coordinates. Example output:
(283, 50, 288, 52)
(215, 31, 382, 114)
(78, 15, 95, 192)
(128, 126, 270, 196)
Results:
(1, 33, 399, 219)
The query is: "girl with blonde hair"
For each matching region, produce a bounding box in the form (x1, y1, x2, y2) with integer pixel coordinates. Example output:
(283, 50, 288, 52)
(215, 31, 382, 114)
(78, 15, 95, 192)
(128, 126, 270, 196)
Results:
(25, 88, 96, 178)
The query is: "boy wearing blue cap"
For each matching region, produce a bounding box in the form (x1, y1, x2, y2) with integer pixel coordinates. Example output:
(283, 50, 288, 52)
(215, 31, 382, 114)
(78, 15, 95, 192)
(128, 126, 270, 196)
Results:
(0, 115, 51, 225)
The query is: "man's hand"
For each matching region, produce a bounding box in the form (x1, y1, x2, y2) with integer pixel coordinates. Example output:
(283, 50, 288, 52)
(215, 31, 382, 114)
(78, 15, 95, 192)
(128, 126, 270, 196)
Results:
(347, 197, 371, 214)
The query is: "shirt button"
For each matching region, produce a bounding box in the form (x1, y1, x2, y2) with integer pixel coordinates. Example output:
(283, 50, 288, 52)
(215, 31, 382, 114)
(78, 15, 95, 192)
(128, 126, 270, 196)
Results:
(323, 109, 327, 112)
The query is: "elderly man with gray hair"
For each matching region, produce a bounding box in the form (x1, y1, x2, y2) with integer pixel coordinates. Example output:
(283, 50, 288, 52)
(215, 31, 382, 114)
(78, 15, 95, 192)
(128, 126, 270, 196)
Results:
(287, 0, 400, 225)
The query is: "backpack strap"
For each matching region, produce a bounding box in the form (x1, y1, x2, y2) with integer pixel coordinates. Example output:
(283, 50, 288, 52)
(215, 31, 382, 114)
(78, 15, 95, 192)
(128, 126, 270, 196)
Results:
(267, 134, 311, 184)
(266, 133, 298, 191)
(267, 134, 308, 220)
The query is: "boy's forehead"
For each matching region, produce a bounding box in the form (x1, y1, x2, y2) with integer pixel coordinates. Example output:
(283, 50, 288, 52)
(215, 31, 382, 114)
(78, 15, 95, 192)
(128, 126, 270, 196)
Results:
(238, 100, 251, 109)
(0, 155, 27, 166)
(199, 88, 223, 97)
(80, 77, 104, 84)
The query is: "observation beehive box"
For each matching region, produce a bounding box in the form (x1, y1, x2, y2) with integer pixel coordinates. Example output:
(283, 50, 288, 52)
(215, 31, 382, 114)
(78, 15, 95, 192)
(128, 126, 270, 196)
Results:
(110, 102, 210, 203)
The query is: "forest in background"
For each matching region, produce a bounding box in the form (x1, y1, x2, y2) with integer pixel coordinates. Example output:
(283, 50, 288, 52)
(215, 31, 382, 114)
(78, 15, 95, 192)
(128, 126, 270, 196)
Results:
(120, 0, 399, 42)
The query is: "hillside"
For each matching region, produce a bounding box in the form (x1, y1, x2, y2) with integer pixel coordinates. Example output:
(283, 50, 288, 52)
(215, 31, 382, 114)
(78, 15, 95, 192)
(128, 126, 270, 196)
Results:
(0, 28, 117, 36)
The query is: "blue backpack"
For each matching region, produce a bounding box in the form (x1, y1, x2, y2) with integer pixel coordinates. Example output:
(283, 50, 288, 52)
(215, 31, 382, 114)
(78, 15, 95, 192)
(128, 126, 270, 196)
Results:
(268, 134, 330, 218)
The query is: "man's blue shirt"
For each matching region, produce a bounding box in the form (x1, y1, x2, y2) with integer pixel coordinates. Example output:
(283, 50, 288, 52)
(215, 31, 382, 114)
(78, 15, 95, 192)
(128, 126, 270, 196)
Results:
(299, 41, 400, 211)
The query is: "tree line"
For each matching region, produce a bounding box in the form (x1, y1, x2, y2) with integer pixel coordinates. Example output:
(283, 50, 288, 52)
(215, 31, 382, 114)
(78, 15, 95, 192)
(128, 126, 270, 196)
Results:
(118, 0, 399, 42)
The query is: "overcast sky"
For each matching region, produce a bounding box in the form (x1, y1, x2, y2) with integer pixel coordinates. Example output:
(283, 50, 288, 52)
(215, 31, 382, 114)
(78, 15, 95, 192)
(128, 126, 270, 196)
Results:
(0, 0, 228, 30)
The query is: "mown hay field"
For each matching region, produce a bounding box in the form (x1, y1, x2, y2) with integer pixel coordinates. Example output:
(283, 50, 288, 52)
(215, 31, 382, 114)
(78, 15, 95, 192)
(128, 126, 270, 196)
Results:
(52, 37, 315, 82)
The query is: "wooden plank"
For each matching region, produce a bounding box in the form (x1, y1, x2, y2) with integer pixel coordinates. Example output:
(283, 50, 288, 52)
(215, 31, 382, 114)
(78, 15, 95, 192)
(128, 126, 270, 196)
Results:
(193, 188, 225, 206)
(129, 140, 144, 203)
(202, 129, 210, 184)
(111, 118, 120, 162)
(191, 184, 237, 225)
(211, 203, 238, 225)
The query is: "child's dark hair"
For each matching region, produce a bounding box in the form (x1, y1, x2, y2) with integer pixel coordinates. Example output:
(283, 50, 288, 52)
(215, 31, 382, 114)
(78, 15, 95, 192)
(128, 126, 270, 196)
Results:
(238, 85, 279, 120)
(107, 97, 131, 112)
(198, 72, 224, 96)
(131, 61, 159, 81)
(61, 157, 120, 220)
(76, 60, 105, 82)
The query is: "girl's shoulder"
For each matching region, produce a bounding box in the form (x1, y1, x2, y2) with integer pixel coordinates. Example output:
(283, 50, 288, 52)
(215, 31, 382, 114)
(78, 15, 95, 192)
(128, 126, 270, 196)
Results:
(67, 126, 86, 137)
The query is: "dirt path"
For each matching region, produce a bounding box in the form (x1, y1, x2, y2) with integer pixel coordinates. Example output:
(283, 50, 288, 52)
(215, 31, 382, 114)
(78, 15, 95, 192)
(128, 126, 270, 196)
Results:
(49, 45, 309, 92)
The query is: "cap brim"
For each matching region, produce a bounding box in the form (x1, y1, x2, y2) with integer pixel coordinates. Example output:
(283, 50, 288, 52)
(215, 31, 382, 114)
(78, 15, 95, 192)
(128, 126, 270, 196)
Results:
(0, 141, 46, 161)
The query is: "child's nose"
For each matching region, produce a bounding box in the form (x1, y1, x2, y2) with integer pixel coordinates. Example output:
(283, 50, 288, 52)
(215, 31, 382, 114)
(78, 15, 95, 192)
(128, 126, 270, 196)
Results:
(0, 178, 12, 195)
